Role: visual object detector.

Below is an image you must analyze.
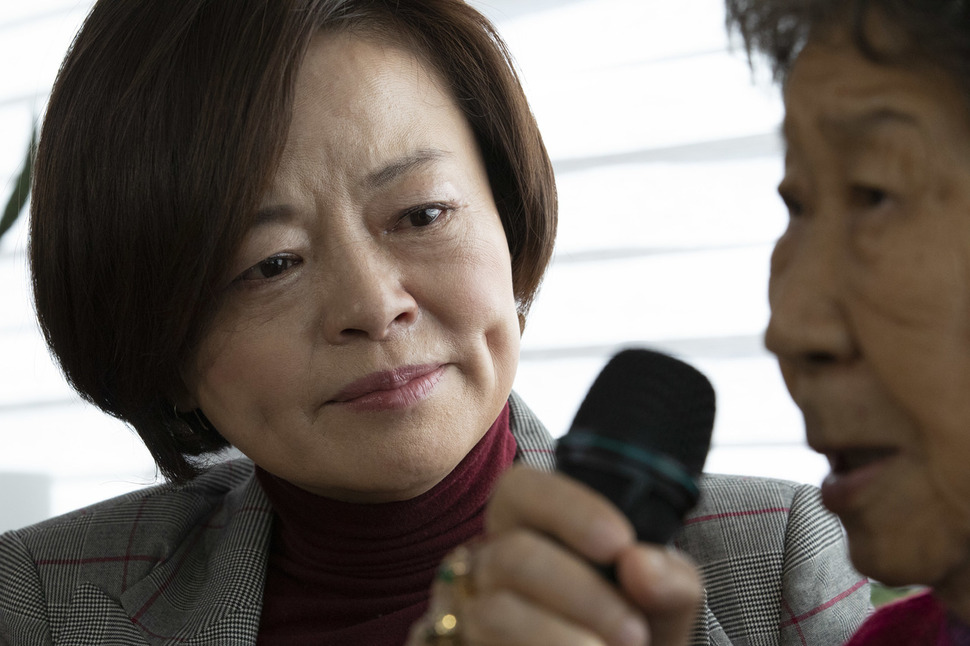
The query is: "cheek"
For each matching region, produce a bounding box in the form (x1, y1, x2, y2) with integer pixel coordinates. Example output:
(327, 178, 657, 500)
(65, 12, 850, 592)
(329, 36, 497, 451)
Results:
(441, 226, 520, 378)
(848, 239, 970, 537)
(848, 225, 970, 435)
(476, 259, 520, 367)
(187, 318, 306, 435)
(849, 174, 970, 323)
(442, 218, 517, 318)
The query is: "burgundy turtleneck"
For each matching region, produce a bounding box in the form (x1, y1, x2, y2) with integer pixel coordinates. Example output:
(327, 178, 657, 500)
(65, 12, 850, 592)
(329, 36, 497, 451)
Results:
(254, 403, 516, 645)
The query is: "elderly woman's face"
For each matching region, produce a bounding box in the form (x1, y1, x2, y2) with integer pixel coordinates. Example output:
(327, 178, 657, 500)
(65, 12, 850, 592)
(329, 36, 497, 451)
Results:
(766, 29, 970, 589)
(183, 32, 520, 503)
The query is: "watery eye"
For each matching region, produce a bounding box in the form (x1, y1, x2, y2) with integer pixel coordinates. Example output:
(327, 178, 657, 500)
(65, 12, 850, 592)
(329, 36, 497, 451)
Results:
(241, 254, 300, 281)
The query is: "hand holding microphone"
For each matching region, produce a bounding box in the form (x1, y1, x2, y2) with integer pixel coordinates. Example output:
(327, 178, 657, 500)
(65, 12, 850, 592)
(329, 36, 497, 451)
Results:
(414, 349, 713, 646)
(557, 347, 715, 549)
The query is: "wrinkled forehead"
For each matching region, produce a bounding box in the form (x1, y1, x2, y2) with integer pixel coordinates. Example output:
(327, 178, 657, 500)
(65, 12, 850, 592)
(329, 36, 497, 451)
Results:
(781, 29, 970, 151)
(773, 4, 928, 102)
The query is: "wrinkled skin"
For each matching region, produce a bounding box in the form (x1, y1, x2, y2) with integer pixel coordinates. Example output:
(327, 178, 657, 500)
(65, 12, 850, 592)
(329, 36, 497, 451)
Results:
(765, 20, 970, 619)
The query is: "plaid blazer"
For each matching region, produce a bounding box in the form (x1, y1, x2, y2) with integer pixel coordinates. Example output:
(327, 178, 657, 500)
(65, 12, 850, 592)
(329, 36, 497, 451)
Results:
(0, 393, 870, 645)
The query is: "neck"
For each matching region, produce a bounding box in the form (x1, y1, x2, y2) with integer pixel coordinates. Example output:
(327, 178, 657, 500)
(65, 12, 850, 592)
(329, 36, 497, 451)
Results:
(253, 403, 516, 643)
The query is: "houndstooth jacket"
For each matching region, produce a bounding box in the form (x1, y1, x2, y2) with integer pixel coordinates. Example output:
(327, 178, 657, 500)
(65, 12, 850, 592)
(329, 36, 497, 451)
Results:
(0, 392, 870, 645)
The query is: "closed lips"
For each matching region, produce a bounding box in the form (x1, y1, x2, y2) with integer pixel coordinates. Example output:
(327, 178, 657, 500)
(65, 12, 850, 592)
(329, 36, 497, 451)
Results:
(329, 364, 443, 403)
(827, 447, 898, 474)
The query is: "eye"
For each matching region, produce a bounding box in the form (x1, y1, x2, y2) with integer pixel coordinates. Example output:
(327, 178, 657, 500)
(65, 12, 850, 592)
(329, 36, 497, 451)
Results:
(851, 185, 891, 210)
(398, 204, 448, 229)
(778, 187, 805, 218)
(238, 253, 302, 282)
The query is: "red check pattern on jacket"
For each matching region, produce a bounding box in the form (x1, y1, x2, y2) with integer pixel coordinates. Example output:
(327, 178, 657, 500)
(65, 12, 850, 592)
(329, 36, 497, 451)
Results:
(677, 475, 871, 645)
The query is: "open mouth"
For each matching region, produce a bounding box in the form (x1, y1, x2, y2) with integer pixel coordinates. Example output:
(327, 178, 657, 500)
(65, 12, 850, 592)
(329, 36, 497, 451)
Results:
(827, 447, 898, 474)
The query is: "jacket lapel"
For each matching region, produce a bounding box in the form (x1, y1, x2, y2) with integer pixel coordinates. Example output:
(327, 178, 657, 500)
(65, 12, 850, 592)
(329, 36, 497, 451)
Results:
(508, 390, 557, 471)
(112, 471, 274, 645)
(62, 583, 148, 645)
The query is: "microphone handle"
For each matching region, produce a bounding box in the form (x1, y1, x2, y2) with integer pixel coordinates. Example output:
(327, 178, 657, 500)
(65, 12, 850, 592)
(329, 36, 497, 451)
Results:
(556, 433, 701, 583)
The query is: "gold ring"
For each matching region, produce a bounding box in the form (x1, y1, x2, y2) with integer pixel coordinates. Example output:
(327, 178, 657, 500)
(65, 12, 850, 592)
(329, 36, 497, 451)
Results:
(437, 544, 475, 596)
(425, 545, 475, 645)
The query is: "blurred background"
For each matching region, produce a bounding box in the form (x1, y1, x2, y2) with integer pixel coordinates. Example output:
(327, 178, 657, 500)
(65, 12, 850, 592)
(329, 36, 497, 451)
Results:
(0, 0, 818, 533)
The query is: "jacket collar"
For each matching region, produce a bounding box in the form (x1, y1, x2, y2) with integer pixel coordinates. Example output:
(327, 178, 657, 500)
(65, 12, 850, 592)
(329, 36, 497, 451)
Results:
(63, 463, 273, 645)
(73, 392, 553, 644)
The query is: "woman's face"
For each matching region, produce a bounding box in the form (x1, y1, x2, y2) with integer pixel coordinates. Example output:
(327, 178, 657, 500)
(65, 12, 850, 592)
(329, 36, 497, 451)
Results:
(183, 32, 520, 503)
(765, 26, 970, 594)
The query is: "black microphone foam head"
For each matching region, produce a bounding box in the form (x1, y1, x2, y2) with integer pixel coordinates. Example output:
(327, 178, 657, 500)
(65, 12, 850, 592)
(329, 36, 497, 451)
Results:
(569, 348, 715, 476)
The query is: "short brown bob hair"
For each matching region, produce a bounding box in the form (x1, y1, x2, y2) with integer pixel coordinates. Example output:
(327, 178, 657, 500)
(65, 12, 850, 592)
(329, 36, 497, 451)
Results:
(30, 0, 557, 483)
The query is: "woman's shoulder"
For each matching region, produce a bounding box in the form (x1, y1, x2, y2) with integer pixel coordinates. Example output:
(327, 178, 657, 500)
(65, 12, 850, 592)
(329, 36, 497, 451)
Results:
(2, 457, 259, 550)
(682, 474, 871, 645)
(695, 472, 813, 508)
(679, 474, 813, 550)
(691, 473, 836, 528)
(0, 458, 272, 642)
(684, 473, 845, 559)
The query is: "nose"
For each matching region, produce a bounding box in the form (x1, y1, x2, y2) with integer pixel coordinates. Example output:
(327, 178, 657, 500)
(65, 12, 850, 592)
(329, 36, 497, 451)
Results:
(318, 239, 418, 343)
(764, 224, 857, 367)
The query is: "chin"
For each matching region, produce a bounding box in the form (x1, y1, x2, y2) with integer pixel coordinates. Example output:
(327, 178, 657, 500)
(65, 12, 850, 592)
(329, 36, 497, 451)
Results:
(313, 471, 446, 504)
(363, 454, 458, 498)
(848, 529, 956, 589)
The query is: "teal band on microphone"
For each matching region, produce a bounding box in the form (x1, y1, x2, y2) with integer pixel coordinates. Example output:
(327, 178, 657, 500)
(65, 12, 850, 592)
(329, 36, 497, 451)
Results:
(558, 430, 700, 497)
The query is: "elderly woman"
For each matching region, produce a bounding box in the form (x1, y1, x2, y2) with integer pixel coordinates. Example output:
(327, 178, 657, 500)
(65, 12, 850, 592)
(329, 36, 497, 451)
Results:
(727, 0, 970, 643)
(0, 1, 868, 644)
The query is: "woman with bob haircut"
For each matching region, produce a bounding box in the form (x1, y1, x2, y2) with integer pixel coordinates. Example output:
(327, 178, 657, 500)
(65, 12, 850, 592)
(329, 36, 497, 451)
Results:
(729, 0, 970, 643)
(0, 1, 868, 644)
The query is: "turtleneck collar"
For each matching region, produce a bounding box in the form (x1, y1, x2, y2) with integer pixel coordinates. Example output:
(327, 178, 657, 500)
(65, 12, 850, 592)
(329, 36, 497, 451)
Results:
(254, 402, 515, 645)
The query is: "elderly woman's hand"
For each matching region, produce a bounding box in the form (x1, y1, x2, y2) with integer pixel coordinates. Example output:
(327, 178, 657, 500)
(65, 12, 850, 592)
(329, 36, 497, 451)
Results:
(410, 465, 703, 646)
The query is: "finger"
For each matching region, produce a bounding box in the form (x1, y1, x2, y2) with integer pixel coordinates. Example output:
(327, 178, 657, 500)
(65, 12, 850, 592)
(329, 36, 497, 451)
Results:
(473, 530, 648, 646)
(404, 615, 435, 646)
(486, 466, 636, 563)
(616, 546, 703, 646)
(462, 590, 611, 646)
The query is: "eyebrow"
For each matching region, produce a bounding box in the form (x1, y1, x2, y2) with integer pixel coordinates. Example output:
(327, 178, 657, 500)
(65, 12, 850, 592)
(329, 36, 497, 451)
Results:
(822, 107, 920, 138)
(253, 148, 452, 226)
(783, 107, 920, 145)
(252, 203, 294, 229)
(366, 148, 450, 188)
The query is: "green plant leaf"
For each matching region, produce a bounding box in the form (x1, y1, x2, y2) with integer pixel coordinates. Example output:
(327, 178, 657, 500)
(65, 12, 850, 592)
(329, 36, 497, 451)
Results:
(0, 129, 37, 242)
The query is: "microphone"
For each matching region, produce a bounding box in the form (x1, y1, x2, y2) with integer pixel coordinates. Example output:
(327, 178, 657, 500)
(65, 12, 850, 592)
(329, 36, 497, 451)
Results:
(555, 348, 715, 547)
